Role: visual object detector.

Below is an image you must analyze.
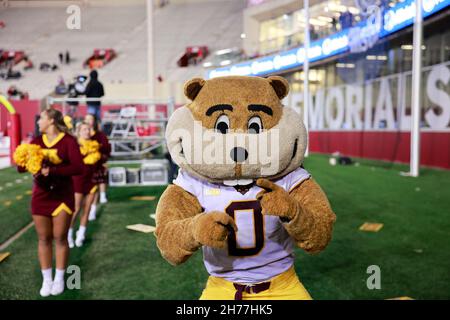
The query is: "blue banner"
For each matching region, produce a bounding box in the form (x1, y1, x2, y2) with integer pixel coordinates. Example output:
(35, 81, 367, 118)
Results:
(207, 0, 450, 78)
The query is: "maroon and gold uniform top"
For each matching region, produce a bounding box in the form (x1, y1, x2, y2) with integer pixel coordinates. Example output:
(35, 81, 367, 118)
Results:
(20, 133, 83, 217)
(72, 140, 98, 195)
(91, 130, 111, 184)
(91, 131, 111, 165)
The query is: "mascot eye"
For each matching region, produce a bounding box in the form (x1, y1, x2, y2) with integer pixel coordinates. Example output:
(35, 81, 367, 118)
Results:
(248, 116, 262, 134)
(215, 114, 230, 134)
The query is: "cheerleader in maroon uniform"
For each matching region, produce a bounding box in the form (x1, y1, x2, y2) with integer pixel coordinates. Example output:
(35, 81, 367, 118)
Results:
(68, 122, 101, 248)
(17, 108, 83, 297)
(84, 113, 111, 220)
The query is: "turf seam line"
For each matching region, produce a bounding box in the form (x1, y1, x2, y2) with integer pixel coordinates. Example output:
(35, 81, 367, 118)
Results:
(0, 221, 34, 251)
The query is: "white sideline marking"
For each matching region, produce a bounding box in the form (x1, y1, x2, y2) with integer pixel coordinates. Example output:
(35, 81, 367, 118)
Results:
(0, 222, 35, 251)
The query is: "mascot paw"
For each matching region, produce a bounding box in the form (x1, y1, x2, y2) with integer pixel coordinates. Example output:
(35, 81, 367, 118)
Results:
(193, 211, 238, 249)
(256, 178, 298, 221)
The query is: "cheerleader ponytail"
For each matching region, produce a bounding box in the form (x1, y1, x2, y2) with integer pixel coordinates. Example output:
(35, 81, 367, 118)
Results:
(44, 108, 71, 135)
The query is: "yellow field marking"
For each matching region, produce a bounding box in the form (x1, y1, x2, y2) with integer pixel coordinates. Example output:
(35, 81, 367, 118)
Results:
(130, 196, 156, 201)
(359, 222, 384, 232)
(126, 224, 156, 233)
(0, 252, 11, 263)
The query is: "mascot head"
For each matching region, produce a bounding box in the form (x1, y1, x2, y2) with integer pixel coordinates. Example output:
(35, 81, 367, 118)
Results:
(166, 75, 307, 185)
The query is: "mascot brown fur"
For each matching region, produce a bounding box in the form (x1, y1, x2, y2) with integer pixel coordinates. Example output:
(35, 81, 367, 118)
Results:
(155, 75, 336, 300)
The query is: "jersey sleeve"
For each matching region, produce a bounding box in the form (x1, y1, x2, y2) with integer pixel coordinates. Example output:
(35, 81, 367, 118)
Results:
(49, 136, 83, 176)
(172, 169, 200, 198)
(276, 167, 311, 192)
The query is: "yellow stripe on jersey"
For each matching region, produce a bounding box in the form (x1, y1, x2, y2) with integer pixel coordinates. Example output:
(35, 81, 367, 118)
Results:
(51, 203, 73, 217)
(43, 133, 65, 148)
(90, 185, 98, 194)
(41, 148, 63, 164)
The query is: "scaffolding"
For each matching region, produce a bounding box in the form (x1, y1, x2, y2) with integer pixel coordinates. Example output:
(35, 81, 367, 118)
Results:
(47, 96, 175, 158)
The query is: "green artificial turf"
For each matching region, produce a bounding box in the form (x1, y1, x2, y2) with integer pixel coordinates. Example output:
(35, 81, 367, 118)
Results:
(0, 168, 33, 244)
(0, 154, 449, 299)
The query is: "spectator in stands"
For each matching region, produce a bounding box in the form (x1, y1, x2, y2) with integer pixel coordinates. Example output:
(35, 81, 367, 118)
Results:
(24, 57, 34, 70)
(55, 76, 67, 95)
(39, 62, 58, 72)
(331, 17, 338, 32)
(65, 51, 71, 64)
(309, 26, 318, 41)
(7, 85, 26, 98)
(339, 11, 354, 29)
(5, 66, 21, 79)
(84, 70, 104, 120)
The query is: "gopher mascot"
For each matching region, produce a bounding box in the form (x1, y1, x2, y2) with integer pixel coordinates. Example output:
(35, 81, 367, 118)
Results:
(155, 75, 336, 300)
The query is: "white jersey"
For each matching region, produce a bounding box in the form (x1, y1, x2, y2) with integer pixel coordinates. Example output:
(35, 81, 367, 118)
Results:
(173, 167, 310, 284)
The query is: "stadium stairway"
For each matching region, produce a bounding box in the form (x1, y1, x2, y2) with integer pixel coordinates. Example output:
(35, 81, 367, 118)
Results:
(0, 0, 245, 102)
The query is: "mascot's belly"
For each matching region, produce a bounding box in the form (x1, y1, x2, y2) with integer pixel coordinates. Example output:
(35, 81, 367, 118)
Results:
(173, 167, 311, 284)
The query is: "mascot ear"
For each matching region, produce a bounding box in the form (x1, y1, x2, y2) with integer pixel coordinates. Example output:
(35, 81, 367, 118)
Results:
(184, 78, 206, 101)
(267, 76, 289, 100)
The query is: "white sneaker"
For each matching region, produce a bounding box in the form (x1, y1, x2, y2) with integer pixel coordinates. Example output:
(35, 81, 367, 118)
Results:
(68, 234, 74, 248)
(88, 208, 96, 221)
(50, 280, 65, 296)
(39, 280, 53, 297)
(75, 231, 85, 247)
(100, 194, 108, 204)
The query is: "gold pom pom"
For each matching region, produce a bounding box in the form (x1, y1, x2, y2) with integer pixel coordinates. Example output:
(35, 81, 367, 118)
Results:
(84, 151, 101, 165)
(13, 143, 44, 174)
(79, 139, 101, 164)
(13, 144, 29, 167)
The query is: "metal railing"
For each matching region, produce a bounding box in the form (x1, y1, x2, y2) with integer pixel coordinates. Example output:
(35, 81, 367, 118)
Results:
(47, 96, 175, 158)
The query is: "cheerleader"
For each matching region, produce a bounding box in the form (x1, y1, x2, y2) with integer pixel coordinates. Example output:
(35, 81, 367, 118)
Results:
(68, 122, 101, 248)
(16, 108, 83, 297)
(84, 113, 111, 220)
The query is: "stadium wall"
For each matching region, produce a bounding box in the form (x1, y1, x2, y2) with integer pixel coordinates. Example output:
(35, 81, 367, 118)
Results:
(0, 100, 40, 140)
(309, 131, 450, 170)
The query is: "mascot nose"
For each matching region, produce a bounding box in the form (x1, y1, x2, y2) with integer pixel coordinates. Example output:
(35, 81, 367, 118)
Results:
(230, 147, 248, 163)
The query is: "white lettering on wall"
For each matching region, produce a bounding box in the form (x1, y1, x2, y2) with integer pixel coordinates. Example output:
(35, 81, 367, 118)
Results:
(425, 64, 450, 129)
(364, 83, 373, 129)
(311, 89, 325, 129)
(373, 78, 396, 129)
(288, 62, 450, 131)
(325, 87, 345, 129)
(345, 85, 364, 129)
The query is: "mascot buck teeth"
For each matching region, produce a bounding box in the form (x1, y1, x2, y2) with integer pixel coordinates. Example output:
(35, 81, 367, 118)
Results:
(155, 75, 336, 300)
